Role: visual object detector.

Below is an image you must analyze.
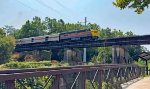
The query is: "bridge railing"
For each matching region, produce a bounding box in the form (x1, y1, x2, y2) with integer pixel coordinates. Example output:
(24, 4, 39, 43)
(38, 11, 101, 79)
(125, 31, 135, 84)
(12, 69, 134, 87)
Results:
(0, 64, 145, 89)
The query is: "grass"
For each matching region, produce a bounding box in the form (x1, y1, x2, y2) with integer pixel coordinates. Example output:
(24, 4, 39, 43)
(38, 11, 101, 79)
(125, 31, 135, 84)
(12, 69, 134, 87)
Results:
(0, 61, 69, 69)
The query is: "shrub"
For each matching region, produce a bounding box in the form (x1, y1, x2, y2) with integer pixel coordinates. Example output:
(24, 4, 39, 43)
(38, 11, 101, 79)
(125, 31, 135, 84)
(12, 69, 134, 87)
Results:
(0, 36, 15, 64)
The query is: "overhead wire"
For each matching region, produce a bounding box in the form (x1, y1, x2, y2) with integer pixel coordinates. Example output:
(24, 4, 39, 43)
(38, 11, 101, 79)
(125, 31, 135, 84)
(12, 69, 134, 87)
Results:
(53, 0, 84, 22)
(35, 0, 72, 21)
(16, 0, 96, 27)
(15, 0, 61, 20)
(53, 0, 68, 11)
(16, 0, 38, 12)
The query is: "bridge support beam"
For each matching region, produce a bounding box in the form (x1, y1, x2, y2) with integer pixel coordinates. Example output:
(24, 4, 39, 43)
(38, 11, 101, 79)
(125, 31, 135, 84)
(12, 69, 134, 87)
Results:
(83, 48, 87, 63)
(146, 60, 149, 75)
(5, 80, 15, 89)
(112, 46, 130, 64)
(64, 48, 82, 65)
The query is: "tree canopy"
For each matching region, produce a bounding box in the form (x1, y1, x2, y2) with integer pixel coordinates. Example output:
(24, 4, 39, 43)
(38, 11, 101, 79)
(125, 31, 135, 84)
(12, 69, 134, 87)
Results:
(0, 28, 15, 64)
(113, 0, 150, 14)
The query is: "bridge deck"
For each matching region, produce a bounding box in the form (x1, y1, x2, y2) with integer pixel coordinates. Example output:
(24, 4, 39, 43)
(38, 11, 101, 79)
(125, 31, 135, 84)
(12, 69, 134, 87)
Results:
(126, 77, 150, 89)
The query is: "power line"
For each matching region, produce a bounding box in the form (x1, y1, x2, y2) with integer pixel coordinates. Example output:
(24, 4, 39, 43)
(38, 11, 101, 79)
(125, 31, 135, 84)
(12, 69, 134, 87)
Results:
(16, 0, 38, 12)
(15, 0, 61, 20)
(16, 0, 92, 26)
(35, 0, 71, 21)
(54, 0, 67, 10)
(53, 0, 73, 14)
(53, 0, 82, 21)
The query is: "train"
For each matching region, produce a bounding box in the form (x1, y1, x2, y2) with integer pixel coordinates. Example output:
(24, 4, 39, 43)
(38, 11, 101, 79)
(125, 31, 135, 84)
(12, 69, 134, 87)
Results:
(16, 29, 99, 45)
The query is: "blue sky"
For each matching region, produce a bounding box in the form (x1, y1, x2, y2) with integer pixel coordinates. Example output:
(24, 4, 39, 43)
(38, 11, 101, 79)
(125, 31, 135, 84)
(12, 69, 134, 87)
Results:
(1, 0, 150, 49)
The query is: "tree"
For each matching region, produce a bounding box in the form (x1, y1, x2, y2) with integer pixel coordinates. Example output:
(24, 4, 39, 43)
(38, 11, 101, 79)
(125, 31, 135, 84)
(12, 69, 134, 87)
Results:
(0, 28, 6, 37)
(88, 23, 100, 30)
(113, 0, 150, 14)
(3, 25, 17, 36)
(17, 20, 32, 38)
(0, 36, 15, 64)
(31, 16, 46, 36)
(17, 16, 46, 39)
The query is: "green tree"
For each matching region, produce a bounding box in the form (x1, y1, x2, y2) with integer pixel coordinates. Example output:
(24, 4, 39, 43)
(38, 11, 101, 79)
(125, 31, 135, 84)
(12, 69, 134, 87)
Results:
(31, 16, 46, 36)
(88, 23, 100, 30)
(3, 25, 18, 36)
(0, 35, 15, 64)
(17, 20, 32, 38)
(112, 29, 124, 37)
(17, 16, 46, 39)
(0, 28, 6, 37)
(93, 28, 113, 63)
(113, 0, 150, 14)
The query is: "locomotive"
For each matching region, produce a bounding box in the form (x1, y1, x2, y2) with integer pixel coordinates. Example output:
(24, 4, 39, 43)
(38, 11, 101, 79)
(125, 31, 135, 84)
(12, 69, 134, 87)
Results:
(16, 29, 99, 45)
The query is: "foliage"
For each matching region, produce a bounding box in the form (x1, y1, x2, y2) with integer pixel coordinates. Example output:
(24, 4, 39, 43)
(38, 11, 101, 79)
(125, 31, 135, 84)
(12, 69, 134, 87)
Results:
(0, 34, 15, 64)
(0, 61, 69, 69)
(134, 58, 145, 66)
(113, 0, 150, 14)
(16, 17, 46, 39)
(2, 25, 18, 36)
(149, 62, 150, 70)
(0, 28, 6, 37)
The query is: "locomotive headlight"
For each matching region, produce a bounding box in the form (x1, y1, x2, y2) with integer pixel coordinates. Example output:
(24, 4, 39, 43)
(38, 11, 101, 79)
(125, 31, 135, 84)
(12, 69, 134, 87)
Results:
(90, 29, 99, 37)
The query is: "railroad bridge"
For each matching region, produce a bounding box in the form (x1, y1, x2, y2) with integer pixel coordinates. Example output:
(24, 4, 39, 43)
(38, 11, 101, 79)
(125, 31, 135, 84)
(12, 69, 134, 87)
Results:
(1, 34, 150, 89)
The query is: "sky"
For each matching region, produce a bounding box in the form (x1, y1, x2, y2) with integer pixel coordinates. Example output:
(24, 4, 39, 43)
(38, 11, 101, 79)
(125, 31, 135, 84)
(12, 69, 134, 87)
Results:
(0, 0, 150, 49)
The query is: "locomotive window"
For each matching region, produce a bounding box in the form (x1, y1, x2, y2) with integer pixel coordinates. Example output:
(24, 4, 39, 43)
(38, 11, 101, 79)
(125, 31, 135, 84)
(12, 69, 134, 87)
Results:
(45, 37, 49, 41)
(64, 34, 68, 36)
(31, 38, 34, 42)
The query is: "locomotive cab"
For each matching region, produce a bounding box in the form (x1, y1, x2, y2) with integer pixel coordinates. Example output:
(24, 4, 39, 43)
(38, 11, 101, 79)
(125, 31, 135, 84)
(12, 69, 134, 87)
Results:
(59, 29, 99, 41)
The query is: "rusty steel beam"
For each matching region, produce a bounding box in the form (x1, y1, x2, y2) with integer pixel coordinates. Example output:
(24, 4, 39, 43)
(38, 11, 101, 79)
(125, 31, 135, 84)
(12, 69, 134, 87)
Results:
(0, 64, 137, 74)
(0, 64, 146, 89)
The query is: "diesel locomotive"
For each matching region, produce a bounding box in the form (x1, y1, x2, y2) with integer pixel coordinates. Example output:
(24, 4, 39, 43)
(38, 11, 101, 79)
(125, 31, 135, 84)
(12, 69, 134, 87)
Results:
(16, 29, 99, 45)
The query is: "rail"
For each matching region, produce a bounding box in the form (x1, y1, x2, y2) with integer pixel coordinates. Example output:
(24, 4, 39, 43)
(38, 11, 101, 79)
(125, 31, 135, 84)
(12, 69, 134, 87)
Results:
(0, 64, 145, 89)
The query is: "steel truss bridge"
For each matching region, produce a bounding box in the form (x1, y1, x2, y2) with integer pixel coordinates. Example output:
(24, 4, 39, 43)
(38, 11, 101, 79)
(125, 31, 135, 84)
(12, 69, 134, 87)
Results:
(0, 64, 145, 89)
(15, 34, 150, 52)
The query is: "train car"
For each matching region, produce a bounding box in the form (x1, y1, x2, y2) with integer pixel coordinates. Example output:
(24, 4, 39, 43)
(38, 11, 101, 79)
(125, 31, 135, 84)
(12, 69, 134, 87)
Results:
(59, 29, 99, 41)
(16, 29, 98, 45)
(45, 33, 60, 42)
(16, 38, 33, 45)
(16, 33, 59, 45)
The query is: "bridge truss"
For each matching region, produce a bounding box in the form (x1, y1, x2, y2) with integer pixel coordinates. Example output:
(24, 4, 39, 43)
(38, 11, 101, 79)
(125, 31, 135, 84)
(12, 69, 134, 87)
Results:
(0, 64, 145, 89)
(15, 35, 150, 52)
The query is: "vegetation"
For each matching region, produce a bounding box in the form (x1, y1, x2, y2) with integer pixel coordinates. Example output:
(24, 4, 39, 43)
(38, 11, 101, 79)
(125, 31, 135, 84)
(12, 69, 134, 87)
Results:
(113, 0, 150, 14)
(0, 61, 68, 69)
(0, 28, 15, 64)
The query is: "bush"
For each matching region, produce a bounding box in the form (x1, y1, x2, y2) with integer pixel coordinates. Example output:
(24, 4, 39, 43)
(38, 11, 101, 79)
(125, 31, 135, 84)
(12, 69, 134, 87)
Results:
(0, 61, 69, 69)
(0, 36, 15, 64)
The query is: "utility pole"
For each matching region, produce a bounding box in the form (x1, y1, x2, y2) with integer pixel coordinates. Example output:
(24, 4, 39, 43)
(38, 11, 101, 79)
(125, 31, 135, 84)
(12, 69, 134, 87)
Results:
(83, 17, 87, 63)
(85, 17, 87, 28)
